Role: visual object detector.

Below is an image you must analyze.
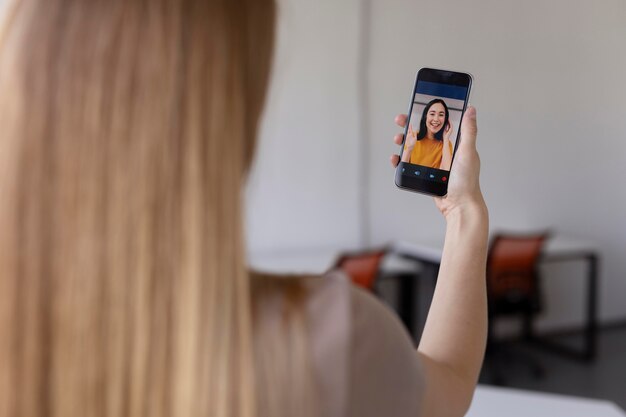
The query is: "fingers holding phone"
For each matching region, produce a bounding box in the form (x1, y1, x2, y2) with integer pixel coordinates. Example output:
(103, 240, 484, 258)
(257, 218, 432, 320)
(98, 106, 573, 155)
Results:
(390, 114, 408, 168)
(434, 106, 486, 217)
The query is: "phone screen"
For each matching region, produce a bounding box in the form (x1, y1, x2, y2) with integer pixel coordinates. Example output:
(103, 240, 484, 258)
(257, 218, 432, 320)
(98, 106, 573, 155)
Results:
(395, 68, 471, 196)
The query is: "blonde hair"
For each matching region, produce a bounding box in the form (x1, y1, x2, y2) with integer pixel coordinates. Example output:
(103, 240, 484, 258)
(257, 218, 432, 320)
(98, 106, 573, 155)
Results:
(0, 1, 314, 416)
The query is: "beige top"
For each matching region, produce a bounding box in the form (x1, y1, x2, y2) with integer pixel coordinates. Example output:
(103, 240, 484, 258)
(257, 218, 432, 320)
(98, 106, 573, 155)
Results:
(305, 271, 425, 417)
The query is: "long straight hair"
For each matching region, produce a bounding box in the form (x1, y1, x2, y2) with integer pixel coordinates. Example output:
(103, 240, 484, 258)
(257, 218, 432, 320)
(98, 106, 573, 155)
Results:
(0, 1, 313, 416)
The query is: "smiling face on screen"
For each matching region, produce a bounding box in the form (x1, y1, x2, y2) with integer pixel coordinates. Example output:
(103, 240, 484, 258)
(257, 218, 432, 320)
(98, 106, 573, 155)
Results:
(417, 98, 450, 141)
(426, 102, 446, 137)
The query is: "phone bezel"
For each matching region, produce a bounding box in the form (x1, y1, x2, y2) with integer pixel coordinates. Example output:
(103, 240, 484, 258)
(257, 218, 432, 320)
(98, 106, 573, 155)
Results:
(394, 68, 473, 197)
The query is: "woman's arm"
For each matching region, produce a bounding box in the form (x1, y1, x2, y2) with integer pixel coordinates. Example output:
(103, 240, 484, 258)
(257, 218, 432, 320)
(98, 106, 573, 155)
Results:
(417, 204, 487, 417)
(391, 107, 488, 417)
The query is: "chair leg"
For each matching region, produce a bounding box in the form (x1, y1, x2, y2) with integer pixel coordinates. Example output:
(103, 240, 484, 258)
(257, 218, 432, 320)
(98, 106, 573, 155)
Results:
(397, 273, 416, 338)
(485, 319, 507, 386)
(522, 311, 534, 341)
(485, 316, 546, 385)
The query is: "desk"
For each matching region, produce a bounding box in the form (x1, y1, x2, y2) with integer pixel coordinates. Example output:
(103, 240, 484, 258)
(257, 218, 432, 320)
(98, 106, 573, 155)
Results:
(391, 236, 600, 362)
(467, 385, 625, 417)
(249, 248, 339, 274)
(249, 247, 425, 336)
(249, 236, 599, 361)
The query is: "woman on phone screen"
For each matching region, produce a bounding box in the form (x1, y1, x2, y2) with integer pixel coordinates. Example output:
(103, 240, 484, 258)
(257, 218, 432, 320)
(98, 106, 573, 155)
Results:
(401, 98, 454, 170)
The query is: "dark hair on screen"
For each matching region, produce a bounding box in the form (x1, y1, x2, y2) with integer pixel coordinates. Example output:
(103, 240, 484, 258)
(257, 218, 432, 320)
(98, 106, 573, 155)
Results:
(416, 98, 449, 141)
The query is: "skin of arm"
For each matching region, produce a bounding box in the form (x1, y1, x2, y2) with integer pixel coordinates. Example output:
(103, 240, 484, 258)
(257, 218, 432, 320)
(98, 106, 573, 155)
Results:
(392, 107, 488, 417)
(417, 204, 488, 417)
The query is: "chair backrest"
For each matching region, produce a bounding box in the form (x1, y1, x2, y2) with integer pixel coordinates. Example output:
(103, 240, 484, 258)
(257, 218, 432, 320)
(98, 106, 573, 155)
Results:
(487, 233, 549, 309)
(334, 250, 386, 291)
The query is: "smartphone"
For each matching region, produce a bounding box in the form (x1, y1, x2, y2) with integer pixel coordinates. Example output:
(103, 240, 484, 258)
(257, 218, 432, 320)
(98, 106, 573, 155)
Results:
(394, 68, 472, 196)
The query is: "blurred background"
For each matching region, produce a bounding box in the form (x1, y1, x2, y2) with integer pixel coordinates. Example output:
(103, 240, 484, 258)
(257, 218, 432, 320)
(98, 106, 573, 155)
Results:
(246, 0, 626, 409)
(3, 0, 622, 411)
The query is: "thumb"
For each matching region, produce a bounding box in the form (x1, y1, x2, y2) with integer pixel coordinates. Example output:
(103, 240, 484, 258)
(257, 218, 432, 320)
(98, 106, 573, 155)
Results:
(459, 106, 477, 152)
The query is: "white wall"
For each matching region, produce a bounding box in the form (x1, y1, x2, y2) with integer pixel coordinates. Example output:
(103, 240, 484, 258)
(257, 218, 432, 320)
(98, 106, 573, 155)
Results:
(246, 0, 362, 254)
(368, 0, 626, 328)
(250, 0, 626, 328)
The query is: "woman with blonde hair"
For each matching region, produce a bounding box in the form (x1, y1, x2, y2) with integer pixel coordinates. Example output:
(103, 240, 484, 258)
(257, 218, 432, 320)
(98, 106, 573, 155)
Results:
(0, 1, 488, 417)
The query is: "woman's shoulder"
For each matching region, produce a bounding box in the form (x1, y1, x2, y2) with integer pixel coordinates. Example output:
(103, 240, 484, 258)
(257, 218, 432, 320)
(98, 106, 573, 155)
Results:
(346, 279, 425, 417)
(252, 271, 424, 417)
(306, 271, 425, 417)
(251, 271, 351, 417)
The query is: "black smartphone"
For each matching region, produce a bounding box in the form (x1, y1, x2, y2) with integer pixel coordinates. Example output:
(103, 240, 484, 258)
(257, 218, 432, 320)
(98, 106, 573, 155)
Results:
(394, 68, 472, 196)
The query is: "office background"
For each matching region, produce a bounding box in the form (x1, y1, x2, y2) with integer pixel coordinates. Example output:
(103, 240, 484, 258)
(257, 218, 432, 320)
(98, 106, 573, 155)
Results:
(246, 0, 626, 334)
(1, 0, 621, 333)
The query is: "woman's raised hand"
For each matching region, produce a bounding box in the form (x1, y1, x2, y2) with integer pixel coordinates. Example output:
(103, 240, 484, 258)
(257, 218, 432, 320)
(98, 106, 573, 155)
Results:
(443, 120, 453, 143)
(407, 124, 418, 145)
(434, 106, 486, 218)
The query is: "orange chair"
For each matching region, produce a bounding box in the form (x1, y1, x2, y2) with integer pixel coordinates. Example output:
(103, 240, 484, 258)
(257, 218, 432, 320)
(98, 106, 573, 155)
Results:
(333, 249, 387, 291)
(485, 232, 549, 384)
(487, 233, 549, 323)
(334, 249, 425, 340)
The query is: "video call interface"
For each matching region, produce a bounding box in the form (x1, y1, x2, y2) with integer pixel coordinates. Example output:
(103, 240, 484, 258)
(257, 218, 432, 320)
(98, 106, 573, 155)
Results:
(400, 81, 468, 184)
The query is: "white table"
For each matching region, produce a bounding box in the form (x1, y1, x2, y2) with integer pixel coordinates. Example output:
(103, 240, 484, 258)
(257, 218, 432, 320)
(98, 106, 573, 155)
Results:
(249, 246, 421, 276)
(467, 385, 625, 417)
(250, 235, 600, 361)
(249, 237, 597, 276)
(391, 235, 599, 264)
(248, 248, 339, 274)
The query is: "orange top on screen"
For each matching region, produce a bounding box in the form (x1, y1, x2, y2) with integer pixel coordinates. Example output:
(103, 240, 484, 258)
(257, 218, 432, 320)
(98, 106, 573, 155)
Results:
(405, 136, 453, 169)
